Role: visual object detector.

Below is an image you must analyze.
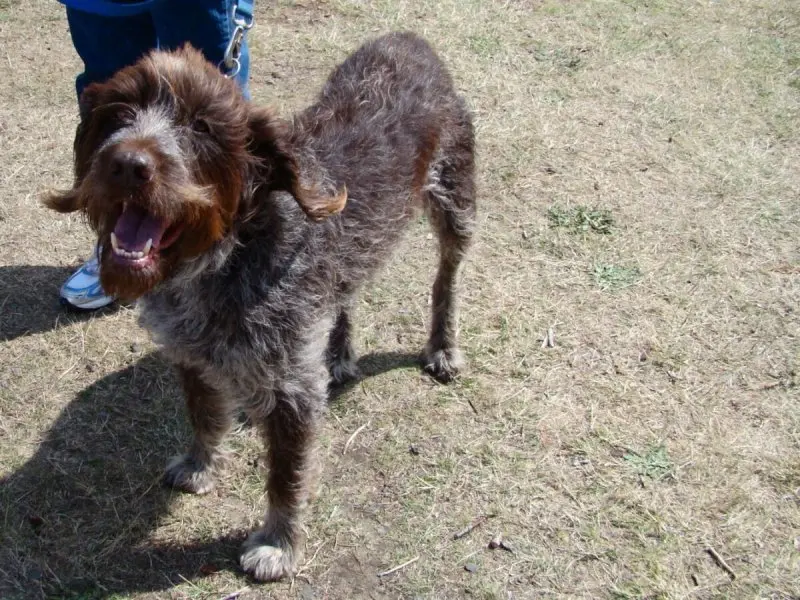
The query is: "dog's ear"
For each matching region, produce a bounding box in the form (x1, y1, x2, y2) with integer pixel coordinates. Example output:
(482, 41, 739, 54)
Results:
(74, 83, 104, 181)
(78, 83, 101, 123)
(42, 83, 107, 213)
(42, 188, 85, 213)
(41, 84, 104, 213)
(247, 107, 347, 221)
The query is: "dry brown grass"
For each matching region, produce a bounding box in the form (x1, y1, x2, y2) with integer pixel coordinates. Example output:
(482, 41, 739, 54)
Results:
(1, 1, 799, 599)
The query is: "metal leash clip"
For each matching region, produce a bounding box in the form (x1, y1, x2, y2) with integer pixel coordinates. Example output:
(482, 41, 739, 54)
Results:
(222, 1, 255, 78)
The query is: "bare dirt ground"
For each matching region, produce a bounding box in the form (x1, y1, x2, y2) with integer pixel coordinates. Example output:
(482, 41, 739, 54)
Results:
(1, 1, 798, 598)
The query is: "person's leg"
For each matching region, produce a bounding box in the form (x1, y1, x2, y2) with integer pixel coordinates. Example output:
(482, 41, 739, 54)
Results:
(151, 0, 251, 97)
(66, 8, 157, 98)
(61, 9, 158, 310)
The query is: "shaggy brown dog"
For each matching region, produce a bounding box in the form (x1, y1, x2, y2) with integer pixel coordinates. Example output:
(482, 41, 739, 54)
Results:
(45, 32, 476, 581)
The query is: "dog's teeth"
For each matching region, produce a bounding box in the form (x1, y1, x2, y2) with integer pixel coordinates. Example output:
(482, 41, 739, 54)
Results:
(111, 232, 120, 253)
(143, 238, 153, 255)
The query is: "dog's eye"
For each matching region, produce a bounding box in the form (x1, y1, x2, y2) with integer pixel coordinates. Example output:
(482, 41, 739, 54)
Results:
(192, 119, 211, 134)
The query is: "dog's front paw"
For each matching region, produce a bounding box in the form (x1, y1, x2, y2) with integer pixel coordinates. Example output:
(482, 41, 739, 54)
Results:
(240, 530, 297, 581)
(164, 454, 216, 494)
(423, 346, 464, 383)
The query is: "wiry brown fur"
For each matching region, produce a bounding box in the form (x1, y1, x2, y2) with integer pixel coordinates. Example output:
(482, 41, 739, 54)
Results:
(45, 33, 476, 581)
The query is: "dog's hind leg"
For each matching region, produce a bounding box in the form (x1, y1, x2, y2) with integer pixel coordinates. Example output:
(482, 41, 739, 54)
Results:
(326, 303, 360, 386)
(422, 120, 477, 382)
(164, 366, 233, 494)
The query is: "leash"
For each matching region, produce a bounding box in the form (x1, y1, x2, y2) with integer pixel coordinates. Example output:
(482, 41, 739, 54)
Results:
(222, 0, 254, 77)
(56, 0, 254, 77)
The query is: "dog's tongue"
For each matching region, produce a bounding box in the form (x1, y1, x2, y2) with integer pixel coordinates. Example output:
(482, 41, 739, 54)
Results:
(113, 204, 169, 251)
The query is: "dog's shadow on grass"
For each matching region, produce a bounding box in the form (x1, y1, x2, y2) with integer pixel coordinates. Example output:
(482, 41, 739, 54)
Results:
(329, 350, 422, 401)
(0, 349, 419, 598)
(0, 265, 121, 342)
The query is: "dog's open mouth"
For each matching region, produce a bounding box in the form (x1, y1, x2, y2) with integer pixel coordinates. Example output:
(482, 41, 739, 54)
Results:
(110, 203, 183, 269)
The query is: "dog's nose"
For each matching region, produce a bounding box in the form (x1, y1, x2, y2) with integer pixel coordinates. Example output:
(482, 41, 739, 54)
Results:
(109, 150, 154, 187)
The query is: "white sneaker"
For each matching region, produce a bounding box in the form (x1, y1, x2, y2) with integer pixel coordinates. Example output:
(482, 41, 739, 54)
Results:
(60, 251, 115, 310)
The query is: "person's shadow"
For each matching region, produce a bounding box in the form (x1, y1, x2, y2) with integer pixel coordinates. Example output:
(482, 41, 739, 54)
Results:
(1, 331, 418, 598)
(0, 265, 121, 342)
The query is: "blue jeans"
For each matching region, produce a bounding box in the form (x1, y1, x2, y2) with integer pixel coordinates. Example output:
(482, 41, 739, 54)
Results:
(66, 0, 251, 98)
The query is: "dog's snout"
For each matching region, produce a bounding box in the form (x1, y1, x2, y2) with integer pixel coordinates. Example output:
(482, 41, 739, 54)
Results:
(109, 149, 154, 187)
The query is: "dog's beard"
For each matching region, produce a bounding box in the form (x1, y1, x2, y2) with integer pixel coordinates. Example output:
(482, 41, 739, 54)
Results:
(81, 178, 226, 300)
(99, 242, 166, 300)
(95, 202, 181, 300)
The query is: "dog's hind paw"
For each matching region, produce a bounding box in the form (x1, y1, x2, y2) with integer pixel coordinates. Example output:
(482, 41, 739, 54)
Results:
(329, 357, 361, 386)
(164, 454, 217, 494)
(240, 530, 297, 581)
(423, 346, 464, 383)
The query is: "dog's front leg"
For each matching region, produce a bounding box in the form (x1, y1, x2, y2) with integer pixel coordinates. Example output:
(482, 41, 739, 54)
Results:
(240, 382, 323, 581)
(164, 366, 232, 494)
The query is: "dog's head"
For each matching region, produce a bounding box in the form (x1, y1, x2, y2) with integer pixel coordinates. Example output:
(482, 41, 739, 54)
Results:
(44, 45, 346, 300)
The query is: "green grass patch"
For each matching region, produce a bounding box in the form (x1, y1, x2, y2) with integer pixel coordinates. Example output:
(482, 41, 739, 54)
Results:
(529, 44, 588, 69)
(547, 205, 615, 234)
(593, 264, 641, 289)
(624, 445, 674, 482)
(467, 34, 502, 58)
